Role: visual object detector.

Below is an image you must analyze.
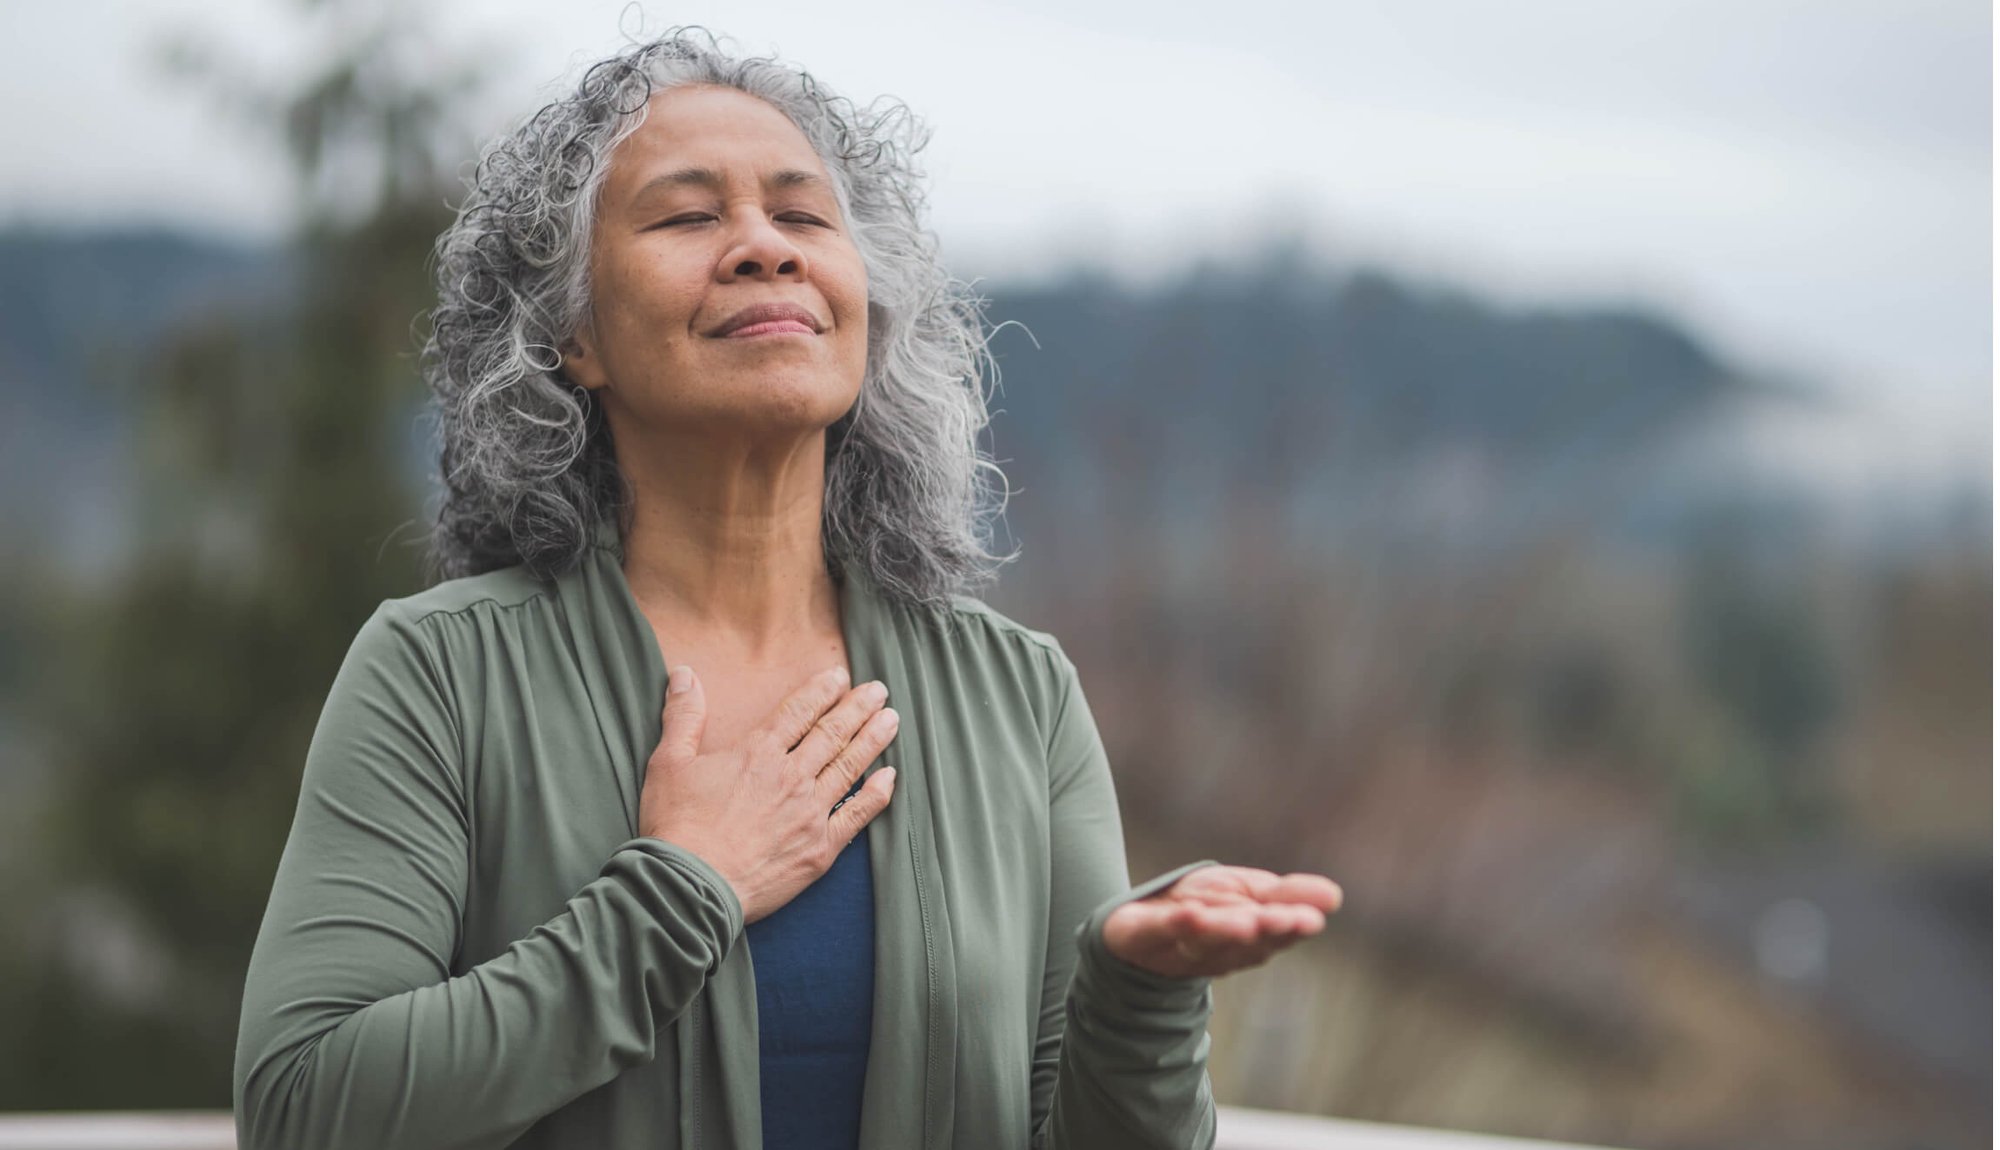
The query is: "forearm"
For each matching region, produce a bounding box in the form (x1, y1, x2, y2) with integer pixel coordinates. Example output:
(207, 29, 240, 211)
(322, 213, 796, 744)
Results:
(1036, 862, 1219, 1150)
(234, 838, 740, 1150)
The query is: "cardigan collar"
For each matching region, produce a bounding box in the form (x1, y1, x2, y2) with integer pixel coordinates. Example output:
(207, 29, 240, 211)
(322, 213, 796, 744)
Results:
(558, 511, 951, 1150)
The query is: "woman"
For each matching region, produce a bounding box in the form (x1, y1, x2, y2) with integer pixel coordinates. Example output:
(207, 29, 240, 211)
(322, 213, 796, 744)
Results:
(233, 26, 1343, 1150)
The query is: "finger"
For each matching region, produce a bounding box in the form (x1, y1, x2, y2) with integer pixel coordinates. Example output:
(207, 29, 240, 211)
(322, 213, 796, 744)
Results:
(761, 665, 852, 752)
(1175, 867, 1344, 914)
(1172, 910, 1300, 975)
(657, 664, 708, 764)
(1161, 867, 1269, 907)
(1172, 903, 1266, 947)
(1288, 903, 1329, 933)
(1217, 905, 1325, 966)
(1262, 873, 1344, 911)
(1179, 903, 1317, 949)
(1248, 902, 1324, 935)
(828, 765, 896, 849)
(1117, 901, 1316, 977)
(815, 705, 899, 807)
(1201, 866, 1278, 899)
(1223, 903, 1324, 947)
(792, 678, 888, 771)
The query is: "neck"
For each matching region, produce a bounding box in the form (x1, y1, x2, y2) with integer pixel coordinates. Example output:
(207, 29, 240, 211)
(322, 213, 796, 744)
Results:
(614, 426, 841, 664)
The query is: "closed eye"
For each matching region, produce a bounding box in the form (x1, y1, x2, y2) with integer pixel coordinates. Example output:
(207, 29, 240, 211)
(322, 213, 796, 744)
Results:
(657, 213, 829, 229)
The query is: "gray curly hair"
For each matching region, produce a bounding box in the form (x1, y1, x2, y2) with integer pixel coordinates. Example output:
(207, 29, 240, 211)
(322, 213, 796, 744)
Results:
(418, 25, 1017, 613)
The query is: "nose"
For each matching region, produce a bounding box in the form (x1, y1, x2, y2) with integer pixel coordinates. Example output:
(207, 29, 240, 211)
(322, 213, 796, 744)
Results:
(716, 205, 809, 281)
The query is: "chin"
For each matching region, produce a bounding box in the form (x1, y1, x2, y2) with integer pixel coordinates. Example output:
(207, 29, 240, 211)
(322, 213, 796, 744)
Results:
(738, 373, 860, 428)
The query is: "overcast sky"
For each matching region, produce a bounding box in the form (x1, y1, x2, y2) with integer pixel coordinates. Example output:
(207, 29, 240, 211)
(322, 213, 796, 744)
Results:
(3, 0, 1990, 488)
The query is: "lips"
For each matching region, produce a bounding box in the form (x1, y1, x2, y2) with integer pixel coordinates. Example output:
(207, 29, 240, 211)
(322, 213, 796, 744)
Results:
(709, 302, 823, 337)
(723, 319, 816, 337)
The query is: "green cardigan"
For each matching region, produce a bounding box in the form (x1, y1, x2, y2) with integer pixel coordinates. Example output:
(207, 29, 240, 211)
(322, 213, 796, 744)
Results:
(233, 515, 1220, 1150)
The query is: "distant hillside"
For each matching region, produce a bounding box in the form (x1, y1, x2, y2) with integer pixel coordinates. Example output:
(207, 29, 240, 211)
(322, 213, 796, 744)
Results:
(987, 261, 1737, 462)
(0, 226, 296, 566)
(0, 223, 1785, 571)
(0, 225, 294, 405)
(977, 260, 1754, 563)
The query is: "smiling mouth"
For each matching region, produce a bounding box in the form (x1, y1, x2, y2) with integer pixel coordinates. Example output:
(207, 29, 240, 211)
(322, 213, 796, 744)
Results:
(720, 320, 818, 338)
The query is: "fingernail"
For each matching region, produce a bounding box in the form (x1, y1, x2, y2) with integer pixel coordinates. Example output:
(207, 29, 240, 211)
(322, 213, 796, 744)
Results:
(668, 665, 692, 694)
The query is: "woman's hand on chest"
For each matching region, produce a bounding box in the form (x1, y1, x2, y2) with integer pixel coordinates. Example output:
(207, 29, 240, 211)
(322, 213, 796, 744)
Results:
(639, 662, 900, 924)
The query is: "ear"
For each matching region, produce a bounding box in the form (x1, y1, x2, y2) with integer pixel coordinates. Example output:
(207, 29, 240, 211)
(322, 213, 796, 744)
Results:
(560, 326, 610, 393)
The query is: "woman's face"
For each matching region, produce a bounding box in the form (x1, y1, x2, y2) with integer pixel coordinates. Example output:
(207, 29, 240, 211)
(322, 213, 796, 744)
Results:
(562, 84, 869, 442)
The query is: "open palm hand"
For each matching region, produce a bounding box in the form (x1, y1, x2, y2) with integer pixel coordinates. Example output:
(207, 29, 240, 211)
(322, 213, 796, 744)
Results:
(1101, 865, 1343, 980)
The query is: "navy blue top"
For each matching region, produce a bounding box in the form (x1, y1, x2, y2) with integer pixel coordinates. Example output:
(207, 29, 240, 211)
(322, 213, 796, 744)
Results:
(742, 824, 875, 1150)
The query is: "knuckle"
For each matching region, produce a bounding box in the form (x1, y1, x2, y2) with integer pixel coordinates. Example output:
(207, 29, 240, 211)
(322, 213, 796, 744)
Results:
(857, 718, 892, 757)
(786, 695, 820, 731)
(821, 707, 862, 750)
(852, 793, 878, 824)
(823, 745, 854, 781)
(787, 725, 824, 766)
(775, 756, 806, 790)
(808, 705, 861, 757)
(847, 745, 878, 774)
(812, 676, 844, 710)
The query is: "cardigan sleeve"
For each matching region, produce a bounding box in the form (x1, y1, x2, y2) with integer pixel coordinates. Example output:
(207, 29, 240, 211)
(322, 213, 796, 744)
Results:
(1028, 644, 1219, 1150)
(232, 600, 744, 1150)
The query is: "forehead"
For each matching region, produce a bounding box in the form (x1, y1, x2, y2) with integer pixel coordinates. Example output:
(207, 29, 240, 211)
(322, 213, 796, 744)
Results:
(607, 85, 830, 194)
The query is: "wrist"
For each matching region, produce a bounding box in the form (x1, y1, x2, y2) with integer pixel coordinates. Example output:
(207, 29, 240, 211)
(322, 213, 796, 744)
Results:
(1073, 861, 1221, 1004)
(610, 836, 747, 945)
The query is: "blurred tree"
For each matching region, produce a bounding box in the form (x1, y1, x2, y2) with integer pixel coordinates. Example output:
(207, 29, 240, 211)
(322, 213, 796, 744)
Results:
(1674, 495, 1841, 847)
(2, 0, 486, 1106)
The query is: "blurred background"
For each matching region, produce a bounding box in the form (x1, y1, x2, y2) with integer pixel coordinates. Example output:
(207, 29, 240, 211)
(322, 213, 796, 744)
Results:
(0, 1, 1989, 1148)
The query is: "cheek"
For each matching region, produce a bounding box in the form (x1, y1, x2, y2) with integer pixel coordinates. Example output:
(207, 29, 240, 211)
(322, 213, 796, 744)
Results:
(825, 240, 867, 314)
(839, 299, 870, 369)
(833, 266, 870, 346)
(603, 249, 700, 335)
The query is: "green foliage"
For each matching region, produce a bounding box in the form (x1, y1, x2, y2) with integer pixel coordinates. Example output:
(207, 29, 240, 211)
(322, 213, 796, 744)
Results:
(0, 2, 483, 1107)
(1673, 497, 1842, 846)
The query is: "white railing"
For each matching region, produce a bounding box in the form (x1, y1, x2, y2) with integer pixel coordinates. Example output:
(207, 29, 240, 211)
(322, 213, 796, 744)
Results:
(0, 1108, 1624, 1149)
(1217, 1107, 1623, 1149)
(0, 1114, 226, 1150)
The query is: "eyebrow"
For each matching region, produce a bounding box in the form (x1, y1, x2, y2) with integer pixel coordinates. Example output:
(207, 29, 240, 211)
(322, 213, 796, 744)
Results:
(630, 166, 832, 204)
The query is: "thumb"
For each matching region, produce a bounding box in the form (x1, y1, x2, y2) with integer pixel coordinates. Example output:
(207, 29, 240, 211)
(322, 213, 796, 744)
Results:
(660, 664, 707, 762)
